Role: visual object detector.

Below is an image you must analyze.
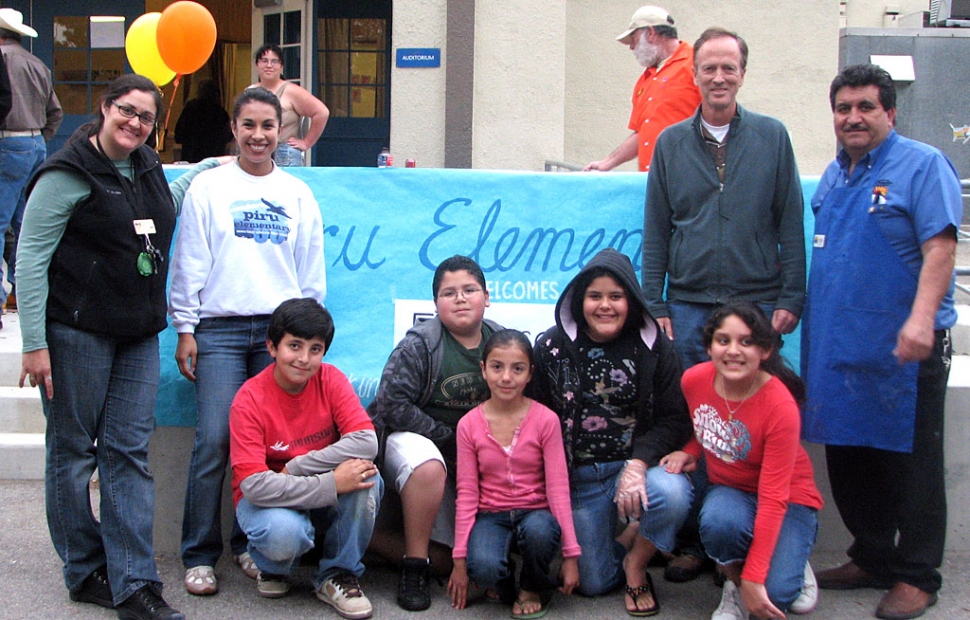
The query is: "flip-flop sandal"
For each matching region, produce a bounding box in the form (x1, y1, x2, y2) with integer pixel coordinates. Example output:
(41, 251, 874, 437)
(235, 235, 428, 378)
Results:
(511, 591, 553, 619)
(184, 565, 218, 596)
(624, 572, 660, 617)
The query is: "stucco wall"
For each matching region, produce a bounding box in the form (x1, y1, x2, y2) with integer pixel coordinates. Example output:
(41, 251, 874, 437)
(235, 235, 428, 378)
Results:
(471, 0, 567, 170)
(564, 0, 841, 175)
(386, 0, 934, 173)
(844, 0, 929, 27)
(390, 0, 449, 167)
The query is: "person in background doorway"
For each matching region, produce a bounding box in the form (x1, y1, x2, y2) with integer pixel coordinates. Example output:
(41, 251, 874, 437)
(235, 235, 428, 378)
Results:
(174, 78, 232, 163)
(250, 43, 329, 166)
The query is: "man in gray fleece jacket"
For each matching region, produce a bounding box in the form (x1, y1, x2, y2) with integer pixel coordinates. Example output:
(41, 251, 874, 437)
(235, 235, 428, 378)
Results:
(643, 26, 806, 370)
(641, 26, 809, 599)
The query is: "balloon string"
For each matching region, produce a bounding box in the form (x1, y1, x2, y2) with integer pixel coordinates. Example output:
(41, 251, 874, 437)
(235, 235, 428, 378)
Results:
(158, 73, 182, 153)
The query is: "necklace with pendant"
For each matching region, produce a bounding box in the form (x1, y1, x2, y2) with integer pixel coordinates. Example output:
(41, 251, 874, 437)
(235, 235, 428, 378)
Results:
(717, 373, 758, 419)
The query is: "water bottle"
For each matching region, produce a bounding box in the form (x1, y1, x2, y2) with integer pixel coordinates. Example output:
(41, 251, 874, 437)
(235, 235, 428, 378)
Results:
(377, 147, 394, 168)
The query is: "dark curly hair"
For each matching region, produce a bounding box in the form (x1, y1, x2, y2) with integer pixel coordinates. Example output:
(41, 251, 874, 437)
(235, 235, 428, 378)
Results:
(701, 302, 805, 402)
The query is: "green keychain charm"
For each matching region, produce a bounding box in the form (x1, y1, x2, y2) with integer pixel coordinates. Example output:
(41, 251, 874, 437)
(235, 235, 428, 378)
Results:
(137, 251, 155, 276)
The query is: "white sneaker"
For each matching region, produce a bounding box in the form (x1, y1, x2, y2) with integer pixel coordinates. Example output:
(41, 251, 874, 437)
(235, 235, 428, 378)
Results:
(712, 580, 749, 620)
(790, 561, 818, 614)
(316, 573, 373, 619)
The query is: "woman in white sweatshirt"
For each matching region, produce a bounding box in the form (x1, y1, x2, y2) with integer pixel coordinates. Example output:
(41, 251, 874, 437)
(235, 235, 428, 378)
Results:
(168, 86, 326, 596)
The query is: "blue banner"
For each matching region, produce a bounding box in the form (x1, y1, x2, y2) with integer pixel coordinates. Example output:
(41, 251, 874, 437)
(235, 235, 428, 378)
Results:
(159, 166, 818, 426)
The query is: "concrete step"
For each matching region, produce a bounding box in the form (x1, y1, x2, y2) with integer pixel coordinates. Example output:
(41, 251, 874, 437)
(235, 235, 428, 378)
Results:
(0, 386, 44, 432)
(0, 310, 23, 386)
(0, 433, 44, 480)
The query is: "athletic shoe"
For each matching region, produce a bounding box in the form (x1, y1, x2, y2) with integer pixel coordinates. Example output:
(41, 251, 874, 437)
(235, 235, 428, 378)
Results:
(316, 573, 373, 619)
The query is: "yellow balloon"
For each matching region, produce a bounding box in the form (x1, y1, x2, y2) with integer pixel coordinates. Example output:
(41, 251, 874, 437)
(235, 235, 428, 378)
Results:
(125, 13, 176, 87)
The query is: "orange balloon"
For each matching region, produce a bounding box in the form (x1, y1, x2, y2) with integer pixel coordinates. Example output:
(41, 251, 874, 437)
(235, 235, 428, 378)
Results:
(156, 1, 217, 75)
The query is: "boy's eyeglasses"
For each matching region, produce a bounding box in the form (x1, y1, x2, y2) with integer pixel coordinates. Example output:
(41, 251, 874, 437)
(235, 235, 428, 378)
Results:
(438, 286, 484, 301)
(257, 58, 282, 66)
(111, 101, 156, 126)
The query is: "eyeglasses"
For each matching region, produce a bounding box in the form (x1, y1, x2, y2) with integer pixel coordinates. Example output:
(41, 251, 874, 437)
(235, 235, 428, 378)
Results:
(438, 286, 484, 301)
(111, 101, 156, 126)
(257, 58, 282, 66)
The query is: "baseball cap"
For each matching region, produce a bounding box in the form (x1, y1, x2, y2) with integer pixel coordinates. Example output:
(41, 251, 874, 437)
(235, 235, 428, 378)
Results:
(616, 6, 674, 45)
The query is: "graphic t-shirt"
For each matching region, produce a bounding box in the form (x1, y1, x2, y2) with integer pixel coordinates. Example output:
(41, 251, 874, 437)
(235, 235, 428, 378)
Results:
(425, 324, 494, 430)
(571, 332, 639, 464)
(681, 362, 823, 584)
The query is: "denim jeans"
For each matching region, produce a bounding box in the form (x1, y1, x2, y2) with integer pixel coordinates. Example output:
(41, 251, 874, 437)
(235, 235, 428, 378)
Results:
(467, 509, 561, 597)
(43, 321, 162, 604)
(699, 485, 818, 610)
(273, 143, 304, 167)
(181, 316, 273, 568)
(0, 134, 46, 291)
(569, 460, 692, 595)
(236, 474, 384, 584)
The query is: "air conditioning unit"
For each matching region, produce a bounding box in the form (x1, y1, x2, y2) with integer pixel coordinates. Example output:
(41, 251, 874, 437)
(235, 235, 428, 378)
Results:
(930, 0, 970, 25)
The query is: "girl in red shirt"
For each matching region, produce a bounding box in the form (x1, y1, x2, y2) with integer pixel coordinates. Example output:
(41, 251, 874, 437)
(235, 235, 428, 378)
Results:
(661, 303, 823, 619)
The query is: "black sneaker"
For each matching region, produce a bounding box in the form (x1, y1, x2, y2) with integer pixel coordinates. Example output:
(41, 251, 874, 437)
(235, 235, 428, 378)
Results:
(69, 565, 114, 609)
(116, 586, 185, 620)
(397, 557, 431, 611)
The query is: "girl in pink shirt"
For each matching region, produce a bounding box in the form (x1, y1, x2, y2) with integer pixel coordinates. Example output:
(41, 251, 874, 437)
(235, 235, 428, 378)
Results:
(448, 329, 580, 618)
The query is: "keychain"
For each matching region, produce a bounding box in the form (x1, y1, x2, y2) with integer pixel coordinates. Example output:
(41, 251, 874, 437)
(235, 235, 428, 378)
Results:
(136, 233, 164, 276)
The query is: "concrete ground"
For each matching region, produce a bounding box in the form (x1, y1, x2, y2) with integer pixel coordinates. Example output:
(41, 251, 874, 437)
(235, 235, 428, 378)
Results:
(2, 480, 969, 620)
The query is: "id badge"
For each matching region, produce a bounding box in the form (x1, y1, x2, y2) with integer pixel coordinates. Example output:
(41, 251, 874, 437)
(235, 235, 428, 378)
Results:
(133, 219, 156, 235)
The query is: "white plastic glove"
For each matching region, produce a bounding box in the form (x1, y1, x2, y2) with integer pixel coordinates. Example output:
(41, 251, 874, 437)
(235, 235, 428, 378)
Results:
(614, 459, 648, 520)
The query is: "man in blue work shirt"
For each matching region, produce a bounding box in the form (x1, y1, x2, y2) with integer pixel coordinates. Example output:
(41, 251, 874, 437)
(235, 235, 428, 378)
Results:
(803, 63, 962, 620)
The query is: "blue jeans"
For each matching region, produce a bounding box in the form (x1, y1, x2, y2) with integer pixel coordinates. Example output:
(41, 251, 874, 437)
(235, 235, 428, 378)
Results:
(236, 475, 384, 584)
(273, 143, 304, 167)
(700, 485, 817, 610)
(467, 509, 561, 597)
(569, 460, 692, 596)
(43, 321, 162, 604)
(0, 134, 46, 291)
(181, 316, 273, 568)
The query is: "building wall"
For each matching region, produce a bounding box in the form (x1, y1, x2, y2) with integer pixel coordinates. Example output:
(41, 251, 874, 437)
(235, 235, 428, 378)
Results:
(472, 0, 567, 170)
(843, 0, 929, 28)
(391, 0, 847, 173)
(563, 0, 841, 175)
(390, 0, 448, 166)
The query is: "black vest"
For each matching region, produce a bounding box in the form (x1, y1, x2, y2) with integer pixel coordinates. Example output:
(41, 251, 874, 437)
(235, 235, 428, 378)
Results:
(28, 138, 175, 338)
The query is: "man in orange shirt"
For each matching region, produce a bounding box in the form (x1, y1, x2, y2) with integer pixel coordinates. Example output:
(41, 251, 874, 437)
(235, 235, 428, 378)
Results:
(584, 5, 700, 173)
